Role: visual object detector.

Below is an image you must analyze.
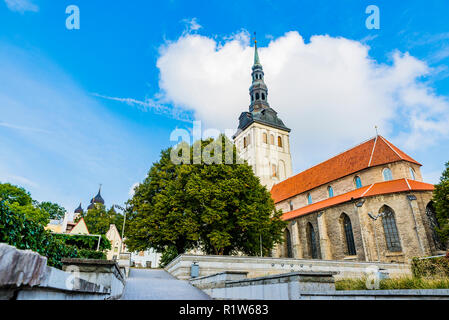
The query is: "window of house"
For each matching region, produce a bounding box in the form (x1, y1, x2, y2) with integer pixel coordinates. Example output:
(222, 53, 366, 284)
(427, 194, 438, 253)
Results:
(272, 164, 277, 177)
(307, 223, 318, 259)
(328, 186, 334, 198)
(381, 206, 402, 252)
(243, 137, 247, 148)
(307, 193, 313, 205)
(262, 132, 268, 144)
(342, 214, 356, 256)
(270, 134, 275, 145)
(355, 176, 363, 189)
(278, 136, 283, 147)
(409, 167, 416, 180)
(383, 168, 393, 181)
(289, 201, 294, 211)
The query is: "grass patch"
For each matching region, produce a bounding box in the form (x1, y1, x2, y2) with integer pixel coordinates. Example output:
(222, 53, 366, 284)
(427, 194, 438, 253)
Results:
(336, 277, 449, 290)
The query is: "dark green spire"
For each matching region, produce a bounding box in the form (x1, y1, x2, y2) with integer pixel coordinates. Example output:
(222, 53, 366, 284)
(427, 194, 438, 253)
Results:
(253, 32, 261, 66)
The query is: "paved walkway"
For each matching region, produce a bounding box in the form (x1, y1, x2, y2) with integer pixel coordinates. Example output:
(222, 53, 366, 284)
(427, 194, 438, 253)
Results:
(120, 269, 211, 300)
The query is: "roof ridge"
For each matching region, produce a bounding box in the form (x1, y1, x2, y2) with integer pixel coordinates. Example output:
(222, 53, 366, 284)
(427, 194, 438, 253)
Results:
(379, 136, 404, 160)
(275, 136, 377, 187)
(368, 135, 378, 167)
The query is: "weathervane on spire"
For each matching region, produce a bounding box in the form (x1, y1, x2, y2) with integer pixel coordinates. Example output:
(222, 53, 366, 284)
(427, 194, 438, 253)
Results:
(375, 125, 379, 136)
(253, 31, 257, 45)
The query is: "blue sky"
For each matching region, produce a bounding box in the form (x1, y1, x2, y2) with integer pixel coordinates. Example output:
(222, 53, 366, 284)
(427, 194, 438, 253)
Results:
(1, 0, 448, 212)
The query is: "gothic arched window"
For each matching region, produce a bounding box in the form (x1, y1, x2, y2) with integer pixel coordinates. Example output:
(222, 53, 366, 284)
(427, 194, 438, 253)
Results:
(342, 214, 357, 256)
(409, 167, 416, 180)
(307, 193, 313, 205)
(278, 136, 283, 147)
(328, 186, 334, 198)
(355, 176, 363, 189)
(381, 206, 402, 252)
(289, 201, 294, 211)
(426, 202, 445, 251)
(383, 168, 393, 181)
(285, 229, 293, 258)
(307, 223, 318, 259)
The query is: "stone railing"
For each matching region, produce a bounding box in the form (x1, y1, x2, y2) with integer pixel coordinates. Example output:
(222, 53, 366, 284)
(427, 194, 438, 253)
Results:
(190, 271, 337, 300)
(0, 243, 125, 300)
(166, 254, 411, 281)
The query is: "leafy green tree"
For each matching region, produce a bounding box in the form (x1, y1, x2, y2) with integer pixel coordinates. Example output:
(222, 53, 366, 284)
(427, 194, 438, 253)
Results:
(0, 183, 33, 206)
(0, 182, 49, 225)
(77, 204, 125, 235)
(38, 201, 67, 220)
(125, 135, 287, 259)
(433, 161, 449, 243)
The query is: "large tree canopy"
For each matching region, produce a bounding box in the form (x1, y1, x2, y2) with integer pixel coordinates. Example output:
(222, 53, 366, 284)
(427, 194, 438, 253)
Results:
(0, 182, 50, 225)
(125, 136, 286, 260)
(76, 204, 125, 236)
(433, 161, 449, 243)
(38, 201, 67, 220)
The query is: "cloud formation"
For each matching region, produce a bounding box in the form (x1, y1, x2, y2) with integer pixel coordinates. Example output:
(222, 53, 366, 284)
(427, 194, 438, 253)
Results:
(153, 30, 449, 170)
(4, 0, 38, 13)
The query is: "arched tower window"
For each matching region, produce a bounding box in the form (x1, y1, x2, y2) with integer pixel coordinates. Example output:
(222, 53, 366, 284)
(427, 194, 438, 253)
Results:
(262, 132, 268, 144)
(262, 93, 266, 100)
(272, 164, 277, 177)
(383, 168, 393, 181)
(355, 176, 363, 189)
(285, 229, 293, 258)
(381, 206, 402, 252)
(278, 136, 283, 147)
(307, 223, 318, 259)
(328, 186, 334, 198)
(256, 93, 260, 100)
(342, 214, 357, 256)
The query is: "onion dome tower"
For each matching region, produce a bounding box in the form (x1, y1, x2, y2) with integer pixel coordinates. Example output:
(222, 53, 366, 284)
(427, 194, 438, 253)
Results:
(87, 186, 105, 210)
(74, 203, 84, 214)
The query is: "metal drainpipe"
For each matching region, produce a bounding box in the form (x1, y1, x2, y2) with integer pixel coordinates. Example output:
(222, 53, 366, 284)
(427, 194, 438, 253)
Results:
(407, 194, 425, 255)
(354, 199, 369, 261)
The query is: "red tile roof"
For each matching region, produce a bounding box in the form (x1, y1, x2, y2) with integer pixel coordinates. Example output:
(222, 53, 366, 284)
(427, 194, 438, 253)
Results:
(271, 136, 421, 203)
(281, 179, 434, 221)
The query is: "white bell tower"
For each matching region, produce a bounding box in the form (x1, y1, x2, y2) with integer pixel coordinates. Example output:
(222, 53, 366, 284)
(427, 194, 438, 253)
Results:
(234, 36, 293, 190)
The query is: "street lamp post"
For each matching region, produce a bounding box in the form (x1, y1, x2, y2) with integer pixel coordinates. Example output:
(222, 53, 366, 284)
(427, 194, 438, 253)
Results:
(113, 204, 127, 254)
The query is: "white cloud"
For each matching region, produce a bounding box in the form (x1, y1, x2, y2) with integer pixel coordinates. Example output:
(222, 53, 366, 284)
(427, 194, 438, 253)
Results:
(181, 17, 202, 33)
(4, 0, 38, 13)
(152, 31, 449, 170)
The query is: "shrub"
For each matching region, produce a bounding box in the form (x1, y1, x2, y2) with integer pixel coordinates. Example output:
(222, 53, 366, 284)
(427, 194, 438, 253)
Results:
(158, 246, 179, 268)
(411, 256, 449, 278)
(54, 234, 111, 251)
(336, 277, 449, 290)
(0, 200, 107, 269)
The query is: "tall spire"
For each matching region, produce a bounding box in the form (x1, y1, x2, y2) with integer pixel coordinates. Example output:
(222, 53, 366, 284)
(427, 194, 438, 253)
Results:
(253, 32, 261, 66)
(249, 32, 269, 112)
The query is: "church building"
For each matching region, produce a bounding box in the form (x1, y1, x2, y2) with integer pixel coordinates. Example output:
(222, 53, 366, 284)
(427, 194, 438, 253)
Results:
(234, 39, 445, 264)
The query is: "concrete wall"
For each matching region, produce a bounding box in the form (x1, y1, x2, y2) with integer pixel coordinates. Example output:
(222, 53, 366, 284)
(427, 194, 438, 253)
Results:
(190, 271, 449, 300)
(190, 271, 336, 300)
(165, 254, 411, 281)
(0, 243, 125, 300)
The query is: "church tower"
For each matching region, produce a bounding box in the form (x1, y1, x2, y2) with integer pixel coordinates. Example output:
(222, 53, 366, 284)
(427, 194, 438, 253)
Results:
(234, 36, 293, 190)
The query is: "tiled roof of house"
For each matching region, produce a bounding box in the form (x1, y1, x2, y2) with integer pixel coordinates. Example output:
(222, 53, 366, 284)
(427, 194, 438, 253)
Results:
(271, 135, 421, 203)
(281, 178, 434, 221)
